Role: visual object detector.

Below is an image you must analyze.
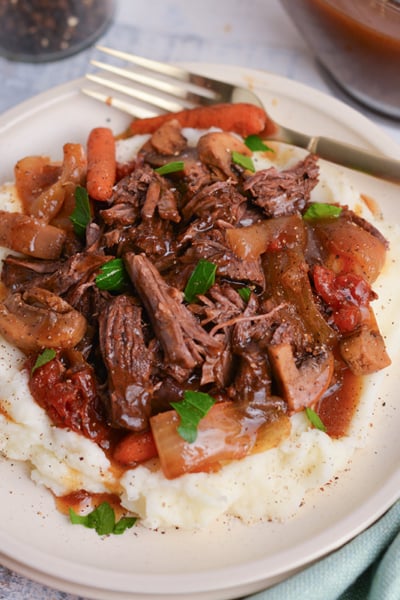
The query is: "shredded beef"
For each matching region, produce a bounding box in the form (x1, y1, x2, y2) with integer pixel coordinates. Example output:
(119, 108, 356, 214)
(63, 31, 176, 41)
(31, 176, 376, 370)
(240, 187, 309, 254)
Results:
(182, 155, 215, 197)
(181, 180, 247, 224)
(1, 255, 61, 291)
(1, 252, 108, 298)
(99, 294, 156, 431)
(243, 154, 319, 217)
(124, 252, 222, 383)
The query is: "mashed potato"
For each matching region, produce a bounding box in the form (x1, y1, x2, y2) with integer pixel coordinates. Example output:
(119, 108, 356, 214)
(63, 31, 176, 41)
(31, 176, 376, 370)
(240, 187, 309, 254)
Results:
(0, 138, 397, 530)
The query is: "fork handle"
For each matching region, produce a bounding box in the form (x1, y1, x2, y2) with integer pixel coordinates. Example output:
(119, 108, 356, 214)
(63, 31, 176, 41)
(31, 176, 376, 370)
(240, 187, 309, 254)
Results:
(276, 125, 400, 183)
(308, 136, 400, 184)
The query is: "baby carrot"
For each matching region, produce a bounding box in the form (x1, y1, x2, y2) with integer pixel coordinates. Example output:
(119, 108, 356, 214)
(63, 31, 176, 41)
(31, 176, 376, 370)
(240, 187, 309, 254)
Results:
(113, 430, 158, 466)
(86, 127, 116, 202)
(127, 103, 278, 138)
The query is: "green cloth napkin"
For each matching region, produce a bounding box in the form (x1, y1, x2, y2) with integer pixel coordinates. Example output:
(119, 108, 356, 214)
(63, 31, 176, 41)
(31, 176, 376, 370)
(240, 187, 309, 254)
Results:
(247, 500, 400, 600)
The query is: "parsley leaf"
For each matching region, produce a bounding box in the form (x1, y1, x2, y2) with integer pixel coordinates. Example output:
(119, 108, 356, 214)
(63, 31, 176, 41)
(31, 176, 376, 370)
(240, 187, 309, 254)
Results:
(238, 286, 252, 303)
(31, 348, 56, 374)
(69, 502, 136, 536)
(244, 134, 274, 153)
(171, 390, 216, 443)
(303, 203, 342, 221)
(231, 151, 255, 172)
(70, 186, 91, 237)
(305, 407, 327, 432)
(95, 258, 129, 291)
(155, 161, 184, 175)
(184, 259, 217, 303)
(113, 516, 138, 535)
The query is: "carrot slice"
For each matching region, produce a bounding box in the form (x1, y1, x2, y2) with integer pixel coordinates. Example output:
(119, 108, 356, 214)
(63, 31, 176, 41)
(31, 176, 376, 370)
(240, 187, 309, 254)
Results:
(128, 103, 277, 138)
(86, 127, 116, 202)
(113, 430, 158, 466)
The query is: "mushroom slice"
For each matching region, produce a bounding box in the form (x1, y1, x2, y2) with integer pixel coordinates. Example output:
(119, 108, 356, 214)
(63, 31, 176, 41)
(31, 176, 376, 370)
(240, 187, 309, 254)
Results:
(0, 210, 66, 260)
(340, 309, 391, 376)
(268, 343, 334, 412)
(0, 287, 87, 353)
(150, 118, 187, 156)
(197, 131, 251, 178)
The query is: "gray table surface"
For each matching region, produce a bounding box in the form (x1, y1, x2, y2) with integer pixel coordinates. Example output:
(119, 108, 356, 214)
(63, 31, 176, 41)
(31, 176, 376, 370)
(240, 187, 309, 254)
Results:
(1, 1, 399, 598)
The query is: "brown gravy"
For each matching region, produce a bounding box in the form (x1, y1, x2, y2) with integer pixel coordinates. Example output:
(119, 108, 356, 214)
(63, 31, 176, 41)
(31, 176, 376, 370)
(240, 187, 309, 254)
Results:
(318, 364, 363, 438)
(56, 489, 127, 520)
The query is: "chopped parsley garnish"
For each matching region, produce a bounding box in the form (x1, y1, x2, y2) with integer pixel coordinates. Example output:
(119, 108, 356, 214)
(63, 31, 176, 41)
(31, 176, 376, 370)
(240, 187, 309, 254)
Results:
(31, 348, 56, 374)
(69, 502, 137, 536)
(171, 390, 216, 443)
(244, 134, 273, 153)
(238, 286, 252, 302)
(184, 259, 217, 303)
(305, 407, 327, 432)
(69, 186, 91, 238)
(95, 258, 129, 291)
(155, 161, 184, 175)
(303, 203, 342, 221)
(231, 151, 255, 172)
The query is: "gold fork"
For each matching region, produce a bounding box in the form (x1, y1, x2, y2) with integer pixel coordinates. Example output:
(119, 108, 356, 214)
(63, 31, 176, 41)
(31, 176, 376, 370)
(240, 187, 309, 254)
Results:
(82, 46, 400, 183)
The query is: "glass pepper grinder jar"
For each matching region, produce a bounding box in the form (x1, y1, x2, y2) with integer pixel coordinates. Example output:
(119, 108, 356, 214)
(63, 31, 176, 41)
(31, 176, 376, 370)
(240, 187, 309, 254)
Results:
(0, 0, 116, 62)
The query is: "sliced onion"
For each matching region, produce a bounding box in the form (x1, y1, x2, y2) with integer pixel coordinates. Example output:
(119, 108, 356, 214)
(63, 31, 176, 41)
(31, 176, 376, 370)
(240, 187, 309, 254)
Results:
(226, 214, 306, 260)
(150, 401, 291, 479)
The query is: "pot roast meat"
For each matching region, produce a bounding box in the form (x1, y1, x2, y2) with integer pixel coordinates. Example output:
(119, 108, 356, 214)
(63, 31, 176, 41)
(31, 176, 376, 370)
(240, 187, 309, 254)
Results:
(182, 154, 215, 198)
(1, 252, 108, 299)
(1, 254, 62, 292)
(194, 282, 245, 326)
(100, 202, 138, 227)
(99, 294, 156, 431)
(100, 163, 180, 260)
(200, 331, 234, 388)
(231, 350, 272, 406)
(124, 252, 222, 383)
(244, 154, 319, 217)
(181, 180, 247, 225)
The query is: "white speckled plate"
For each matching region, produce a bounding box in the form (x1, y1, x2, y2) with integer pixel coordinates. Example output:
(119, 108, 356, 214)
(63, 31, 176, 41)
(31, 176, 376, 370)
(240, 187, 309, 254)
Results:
(0, 63, 399, 600)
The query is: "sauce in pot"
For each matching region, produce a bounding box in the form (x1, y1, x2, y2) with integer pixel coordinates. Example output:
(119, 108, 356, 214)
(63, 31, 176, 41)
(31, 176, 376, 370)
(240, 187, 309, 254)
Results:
(281, 0, 400, 118)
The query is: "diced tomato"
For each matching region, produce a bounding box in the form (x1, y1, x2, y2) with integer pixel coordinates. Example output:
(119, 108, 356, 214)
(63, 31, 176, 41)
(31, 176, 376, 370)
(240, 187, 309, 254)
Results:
(27, 351, 111, 448)
(313, 265, 375, 333)
(330, 304, 359, 332)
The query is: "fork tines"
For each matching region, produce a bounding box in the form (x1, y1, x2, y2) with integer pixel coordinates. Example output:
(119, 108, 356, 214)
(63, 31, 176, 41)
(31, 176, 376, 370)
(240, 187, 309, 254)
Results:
(83, 46, 231, 119)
